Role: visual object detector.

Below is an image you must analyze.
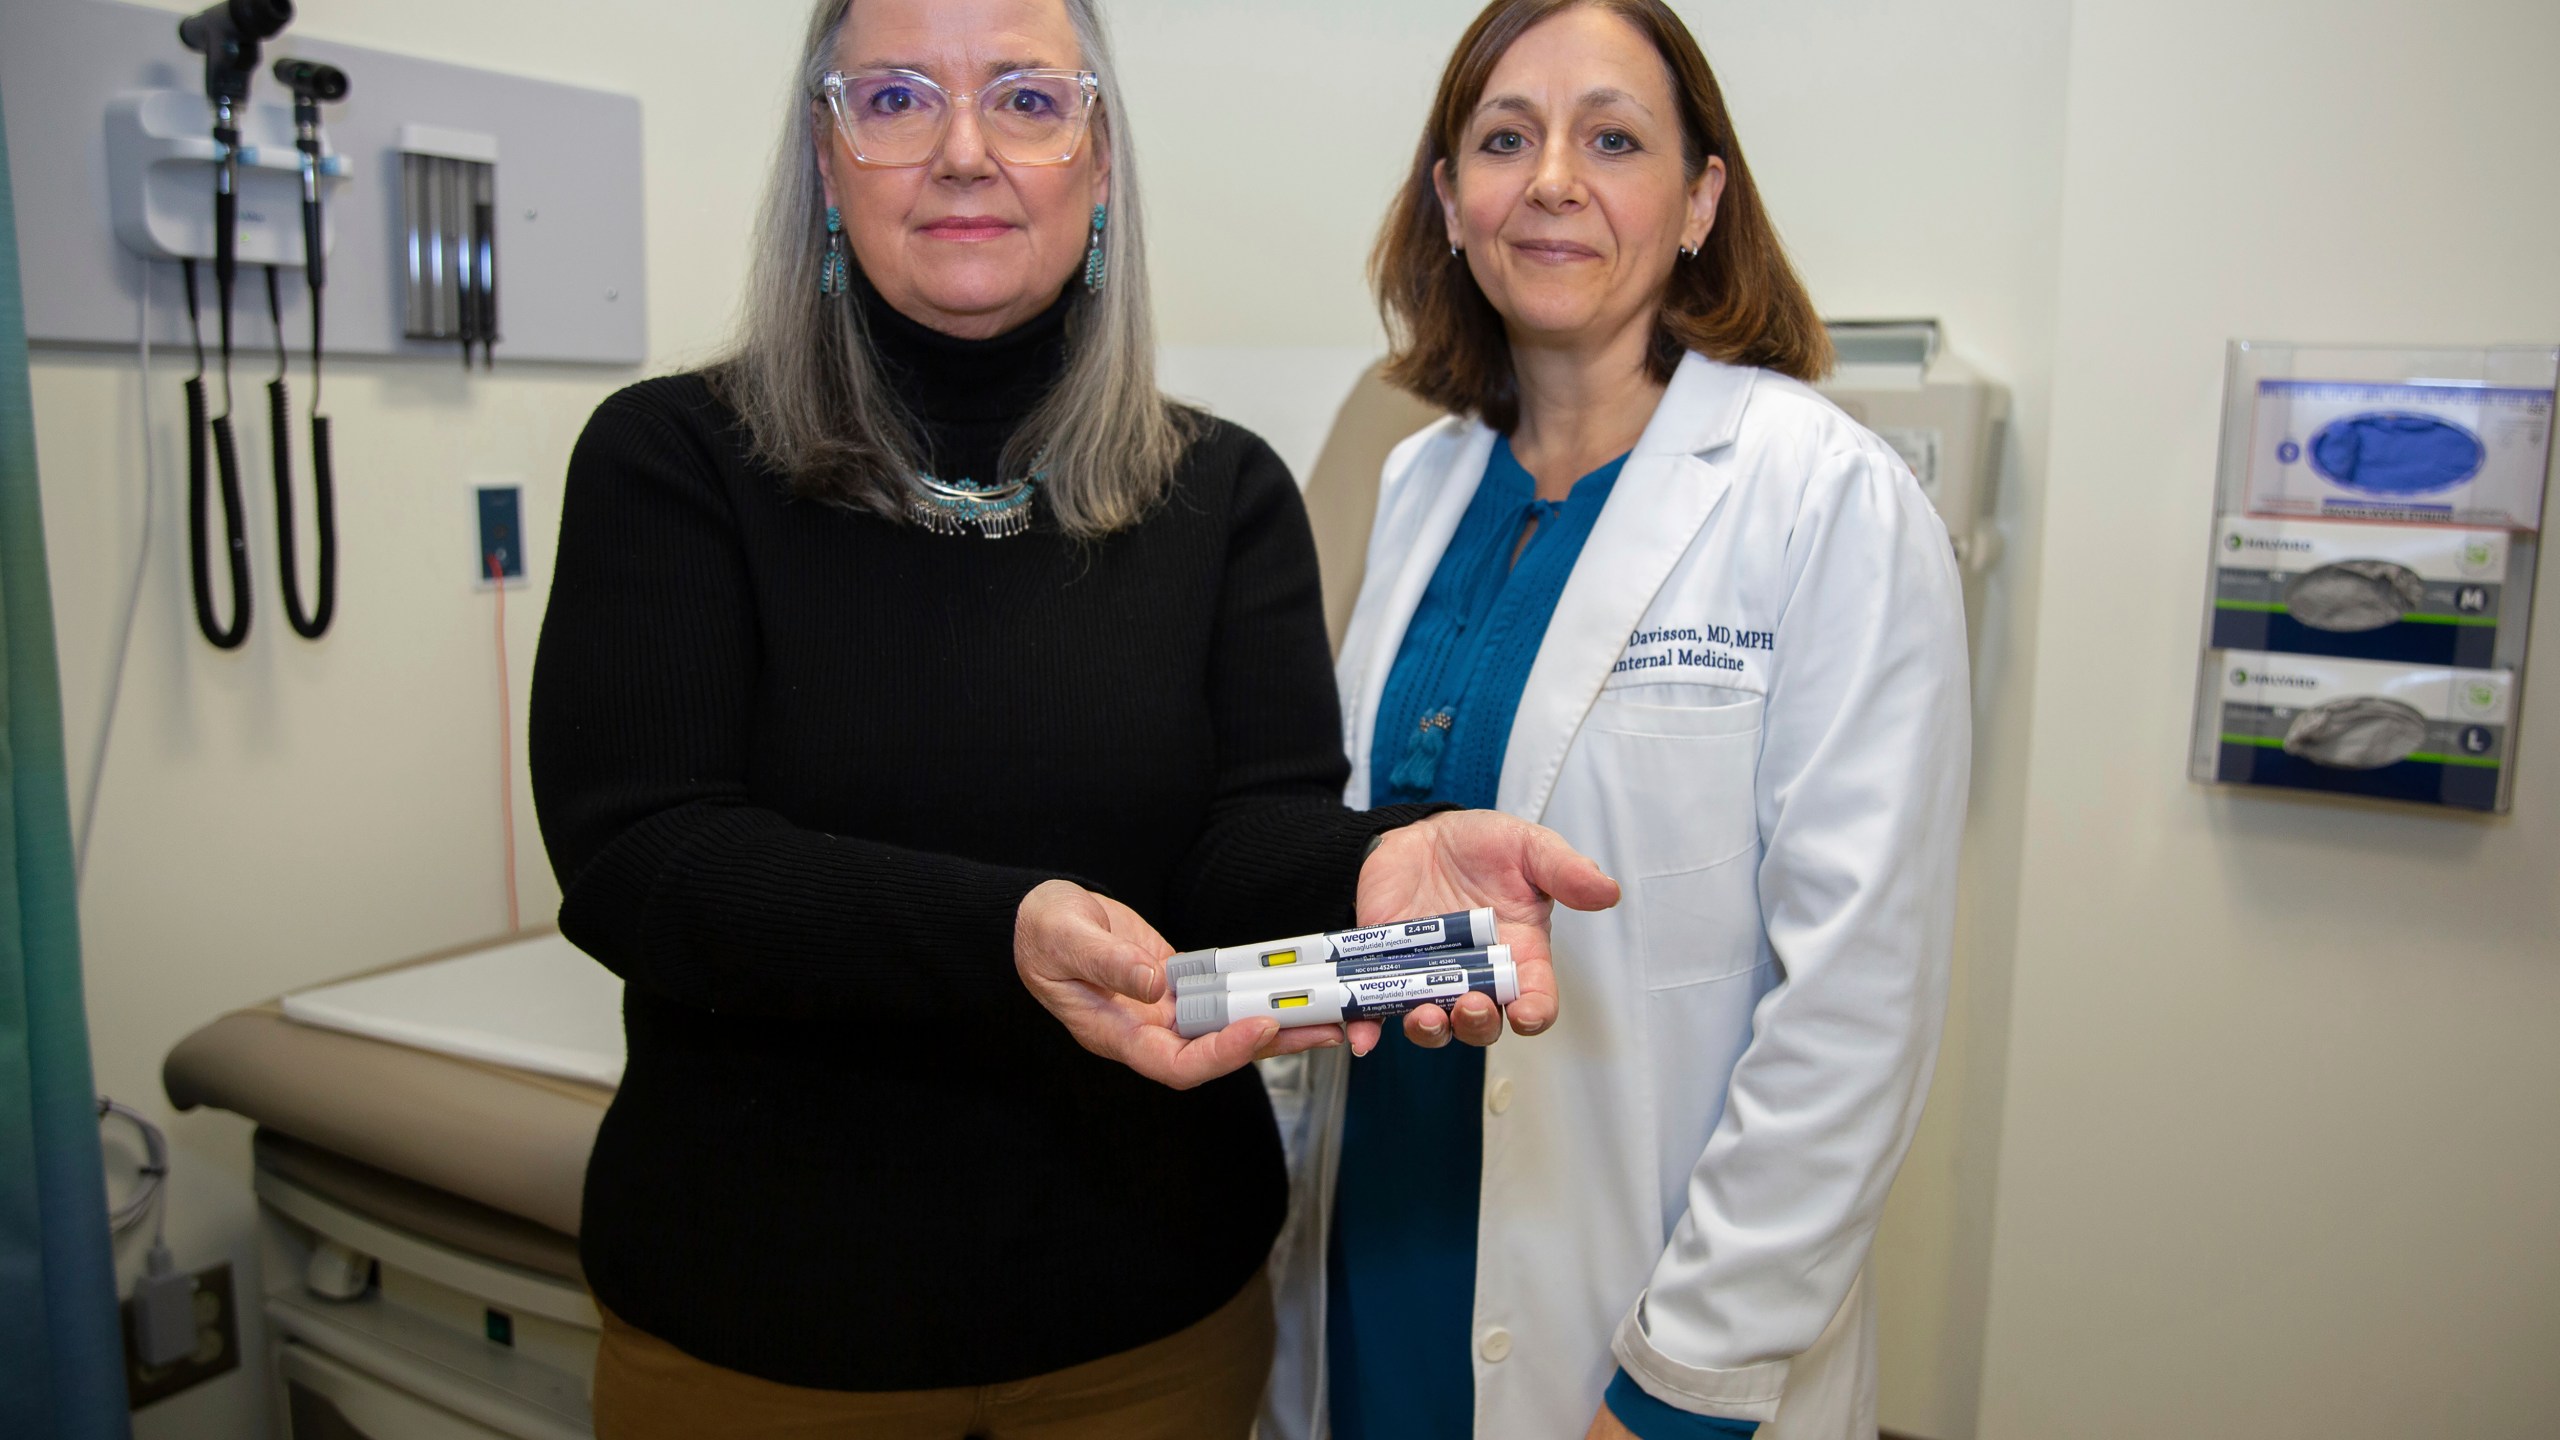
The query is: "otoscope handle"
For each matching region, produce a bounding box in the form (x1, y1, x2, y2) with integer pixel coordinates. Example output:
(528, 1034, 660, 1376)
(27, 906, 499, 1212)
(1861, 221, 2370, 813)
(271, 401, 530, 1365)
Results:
(300, 183, 326, 290)
(212, 106, 240, 300)
(294, 98, 326, 289)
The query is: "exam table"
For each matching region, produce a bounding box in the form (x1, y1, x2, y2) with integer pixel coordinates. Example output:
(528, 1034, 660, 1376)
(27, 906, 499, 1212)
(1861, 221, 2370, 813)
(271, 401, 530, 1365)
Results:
(165, 931, 616, 1440)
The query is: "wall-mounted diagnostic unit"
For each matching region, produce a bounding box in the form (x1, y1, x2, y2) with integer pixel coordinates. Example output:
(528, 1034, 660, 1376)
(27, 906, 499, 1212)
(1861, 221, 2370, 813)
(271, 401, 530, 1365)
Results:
(2189, 343, 2555, 814)
(0, 0, 647, 649)
(1, 0, 645, 362)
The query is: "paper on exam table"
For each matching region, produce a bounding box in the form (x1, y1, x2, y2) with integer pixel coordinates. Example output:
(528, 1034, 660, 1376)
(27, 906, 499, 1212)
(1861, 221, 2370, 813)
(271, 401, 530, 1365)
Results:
(280, 932, 626, 1086)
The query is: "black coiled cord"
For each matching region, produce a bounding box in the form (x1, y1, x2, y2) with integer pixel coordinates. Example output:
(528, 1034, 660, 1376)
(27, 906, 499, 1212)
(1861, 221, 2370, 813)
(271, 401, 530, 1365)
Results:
(265, 265, 335, 637)
(182, 258, 252, 650)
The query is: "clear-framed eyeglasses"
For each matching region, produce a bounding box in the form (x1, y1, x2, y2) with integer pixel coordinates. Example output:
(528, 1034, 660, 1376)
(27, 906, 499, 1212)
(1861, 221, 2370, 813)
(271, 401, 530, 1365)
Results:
(818, 68, 1101, 168)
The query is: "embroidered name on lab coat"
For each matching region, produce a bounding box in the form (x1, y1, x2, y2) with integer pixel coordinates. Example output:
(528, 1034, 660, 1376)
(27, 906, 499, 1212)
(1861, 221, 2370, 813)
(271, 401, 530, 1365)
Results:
(1613, 623, 1773, 676)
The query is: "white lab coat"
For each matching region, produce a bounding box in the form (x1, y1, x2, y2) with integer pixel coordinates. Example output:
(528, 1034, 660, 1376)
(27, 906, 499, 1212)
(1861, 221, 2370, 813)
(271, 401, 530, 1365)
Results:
(1259, 352, 1970, 1440)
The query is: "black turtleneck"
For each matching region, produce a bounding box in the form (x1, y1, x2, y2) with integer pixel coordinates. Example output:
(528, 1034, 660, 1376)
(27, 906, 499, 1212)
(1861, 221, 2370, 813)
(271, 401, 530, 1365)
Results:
(530, 293, 1438, 1390)
(859, 274, 1074, 484)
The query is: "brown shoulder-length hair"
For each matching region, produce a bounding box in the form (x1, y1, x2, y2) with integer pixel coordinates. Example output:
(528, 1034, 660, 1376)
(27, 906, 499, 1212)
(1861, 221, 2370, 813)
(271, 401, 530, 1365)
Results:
(1374, 0, 1831, 431)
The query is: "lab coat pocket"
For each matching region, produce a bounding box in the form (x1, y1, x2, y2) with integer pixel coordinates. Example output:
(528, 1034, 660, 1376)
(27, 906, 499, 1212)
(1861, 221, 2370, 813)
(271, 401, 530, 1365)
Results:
(1634, 850, 1764, 988)
(1584, 694, 1762, 868)
(1581, 693, 1764, 988)
(1588, 691, 1766, 740)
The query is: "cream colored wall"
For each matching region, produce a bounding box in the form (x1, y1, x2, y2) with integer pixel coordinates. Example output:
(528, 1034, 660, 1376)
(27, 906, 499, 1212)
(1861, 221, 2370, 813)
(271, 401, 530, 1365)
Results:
(1974, 1, 2560, 1436)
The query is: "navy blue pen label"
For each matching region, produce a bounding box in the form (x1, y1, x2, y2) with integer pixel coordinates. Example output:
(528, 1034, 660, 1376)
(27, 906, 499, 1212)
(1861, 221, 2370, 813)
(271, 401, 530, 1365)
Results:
(1330, 911, 1476, 958)
(1341, 966, 1494, 1020)
(1331, 946, 1499, 980)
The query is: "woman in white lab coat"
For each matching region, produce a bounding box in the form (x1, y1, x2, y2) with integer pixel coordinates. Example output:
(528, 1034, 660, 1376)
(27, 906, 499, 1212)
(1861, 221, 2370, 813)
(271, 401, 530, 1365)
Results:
(1261, 3, 1970, 1439)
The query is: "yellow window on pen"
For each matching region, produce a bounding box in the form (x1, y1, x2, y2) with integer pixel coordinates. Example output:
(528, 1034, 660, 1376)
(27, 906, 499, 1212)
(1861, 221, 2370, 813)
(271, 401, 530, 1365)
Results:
(1261, 949, 1300, 967)
(1272, 992, 1312, 1008)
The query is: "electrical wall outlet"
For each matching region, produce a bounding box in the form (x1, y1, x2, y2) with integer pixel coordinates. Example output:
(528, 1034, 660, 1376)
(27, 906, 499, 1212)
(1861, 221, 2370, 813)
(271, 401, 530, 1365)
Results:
(131, 1260, 197, 1367)
(477, 484, 526, 585)
(122, 1261, 239, 1409)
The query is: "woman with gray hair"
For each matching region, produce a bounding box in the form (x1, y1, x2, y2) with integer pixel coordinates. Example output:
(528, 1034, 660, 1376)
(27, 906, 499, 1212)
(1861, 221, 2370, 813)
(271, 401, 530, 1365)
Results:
(528, 1, 1616, 1436)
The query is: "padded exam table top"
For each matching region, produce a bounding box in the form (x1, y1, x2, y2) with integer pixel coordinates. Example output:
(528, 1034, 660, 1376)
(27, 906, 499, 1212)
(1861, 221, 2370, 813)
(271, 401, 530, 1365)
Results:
(164, 930, 619, 1242)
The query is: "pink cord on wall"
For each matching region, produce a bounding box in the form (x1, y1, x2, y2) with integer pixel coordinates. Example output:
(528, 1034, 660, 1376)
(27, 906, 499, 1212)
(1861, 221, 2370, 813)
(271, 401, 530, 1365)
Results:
(489, 552, 521, 934)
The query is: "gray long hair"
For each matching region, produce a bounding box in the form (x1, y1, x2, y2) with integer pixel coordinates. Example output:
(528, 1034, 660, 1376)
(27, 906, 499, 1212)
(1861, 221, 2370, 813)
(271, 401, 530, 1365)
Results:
(707, 0, 1190, 538)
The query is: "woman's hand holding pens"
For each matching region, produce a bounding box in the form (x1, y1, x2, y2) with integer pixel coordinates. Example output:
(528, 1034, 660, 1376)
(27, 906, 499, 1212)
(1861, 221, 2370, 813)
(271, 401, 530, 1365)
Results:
(1016, 810, 1615, 1084)
(1352, 813, 1621, 1055)
(1014, 880, 1344, 1090)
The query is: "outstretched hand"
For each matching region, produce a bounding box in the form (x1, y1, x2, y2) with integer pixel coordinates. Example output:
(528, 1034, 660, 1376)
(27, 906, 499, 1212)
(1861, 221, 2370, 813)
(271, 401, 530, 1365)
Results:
(1014, 880, 1342, 1090)
(1350, 811, 1620, 1054)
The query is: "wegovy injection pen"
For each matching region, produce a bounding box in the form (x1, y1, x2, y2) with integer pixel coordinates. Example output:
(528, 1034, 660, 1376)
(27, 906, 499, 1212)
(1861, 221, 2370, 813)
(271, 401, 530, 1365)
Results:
(1173, 947, 1517, 1039)
(1162, 907, 1497, 983)
(1172, 945, 1508, 997)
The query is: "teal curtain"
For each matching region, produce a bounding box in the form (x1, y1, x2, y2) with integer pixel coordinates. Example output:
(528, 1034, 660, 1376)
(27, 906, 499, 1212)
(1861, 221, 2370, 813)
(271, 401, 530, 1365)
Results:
(0, 83, 134, 1440)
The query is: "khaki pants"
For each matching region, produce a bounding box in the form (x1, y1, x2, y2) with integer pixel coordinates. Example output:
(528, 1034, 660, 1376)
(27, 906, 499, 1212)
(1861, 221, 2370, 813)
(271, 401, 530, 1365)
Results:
(592, 1271, 1273, 1440)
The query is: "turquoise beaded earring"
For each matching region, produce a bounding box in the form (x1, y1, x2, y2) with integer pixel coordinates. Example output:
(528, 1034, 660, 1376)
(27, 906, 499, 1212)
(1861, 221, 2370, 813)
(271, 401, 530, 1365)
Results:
(819, 205, 849, 297)
(1083, 204, 1108, 293)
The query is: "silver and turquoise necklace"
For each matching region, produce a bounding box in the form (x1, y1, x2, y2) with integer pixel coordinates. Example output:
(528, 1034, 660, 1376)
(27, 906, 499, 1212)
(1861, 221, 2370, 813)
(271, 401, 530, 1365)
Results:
(903, 453, 1043, 540)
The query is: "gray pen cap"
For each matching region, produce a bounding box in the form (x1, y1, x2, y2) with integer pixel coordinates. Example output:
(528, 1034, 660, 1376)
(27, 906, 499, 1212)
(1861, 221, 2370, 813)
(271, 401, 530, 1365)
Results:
(1173, 971, 1226, 998)
(1175, 992, 1230, 1041)
(1165, 949, 1220, 982)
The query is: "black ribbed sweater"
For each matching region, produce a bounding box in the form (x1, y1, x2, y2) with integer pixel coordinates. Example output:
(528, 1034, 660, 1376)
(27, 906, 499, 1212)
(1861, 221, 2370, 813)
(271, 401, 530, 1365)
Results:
(529, 292, 1431, 1390)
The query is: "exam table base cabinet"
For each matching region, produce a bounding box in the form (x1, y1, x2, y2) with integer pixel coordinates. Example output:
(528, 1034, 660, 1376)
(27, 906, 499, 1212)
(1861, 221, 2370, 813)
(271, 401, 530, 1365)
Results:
(255, 1137, 600, 1440)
